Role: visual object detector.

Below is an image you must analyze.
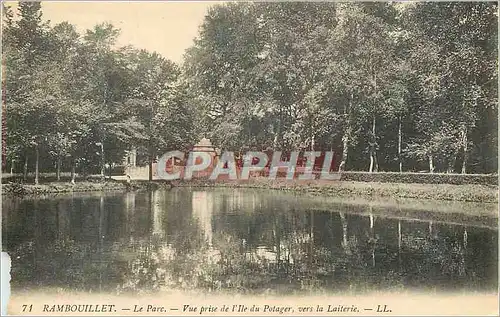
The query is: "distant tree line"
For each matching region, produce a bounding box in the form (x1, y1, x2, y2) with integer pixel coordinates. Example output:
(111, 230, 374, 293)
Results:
(1, 2, 497, 183)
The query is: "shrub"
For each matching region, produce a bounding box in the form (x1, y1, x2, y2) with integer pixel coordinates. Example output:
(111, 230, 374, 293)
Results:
(339, 172, 497, 185)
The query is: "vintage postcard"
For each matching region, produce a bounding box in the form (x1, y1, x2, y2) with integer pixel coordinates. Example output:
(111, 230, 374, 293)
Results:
(1, 1, 498, 316)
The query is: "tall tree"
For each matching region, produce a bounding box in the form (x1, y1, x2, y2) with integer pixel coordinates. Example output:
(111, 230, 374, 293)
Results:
(125, 50, 193, 180)
(4, 2, 53, 184)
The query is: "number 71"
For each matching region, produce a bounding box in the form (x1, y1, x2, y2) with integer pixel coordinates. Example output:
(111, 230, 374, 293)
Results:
(22, 304, 33, 312)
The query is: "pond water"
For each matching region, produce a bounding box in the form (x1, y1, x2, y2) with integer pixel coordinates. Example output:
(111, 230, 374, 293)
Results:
(2, 188, 498, 295)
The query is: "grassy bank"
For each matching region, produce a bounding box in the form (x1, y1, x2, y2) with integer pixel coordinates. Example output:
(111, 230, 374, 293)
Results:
(4, 171, 497, 185)
(2, 175, 497, 203)
(1, 180, 171, 197)
(172, 178, 499, 203)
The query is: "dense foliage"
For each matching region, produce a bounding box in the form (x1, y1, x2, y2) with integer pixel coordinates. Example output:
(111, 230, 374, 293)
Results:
(2, 2, 195, 182)
(185, 2, 497, 174)
(2, 2, 497, 183)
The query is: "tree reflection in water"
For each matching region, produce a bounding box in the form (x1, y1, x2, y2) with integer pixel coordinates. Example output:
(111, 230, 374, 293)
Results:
(2, 188, 497, 295)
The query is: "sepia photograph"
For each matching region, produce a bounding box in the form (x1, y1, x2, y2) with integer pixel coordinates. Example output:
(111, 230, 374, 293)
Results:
(1, 1, 498, 316)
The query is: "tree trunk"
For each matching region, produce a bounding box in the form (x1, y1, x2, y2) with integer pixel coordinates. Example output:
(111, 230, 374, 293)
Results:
(370, 71, 379, 173)
(373, 117, 378, 172)
(310, 132, 315, 151)
(100, 143, 105, 179)
(447, 153, 457, 174)
(338, 95, 352, 172)
(108, 160, 112, 180)
(428, 155, 435, 173)
(23, 156, 28, 182)
(273, 117, 281, 150)
(10, 159, 14, 175)
(398, 116, 402, 173)
(338, 129, 349, 172)
(70, 159, 76, 184)
(369, 115, 378, 172)
(369, 152, 374, 173)
(461, 126, 468, 174)
(56, 156, 61, 181)
(34, 144, 39, 185)
(148, 151, 154, 182)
